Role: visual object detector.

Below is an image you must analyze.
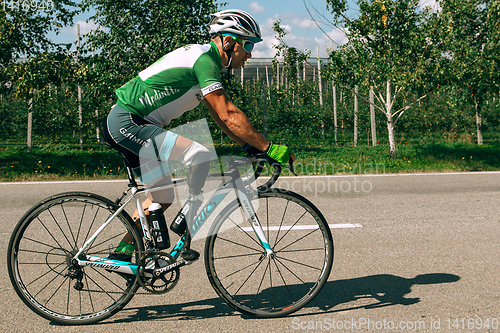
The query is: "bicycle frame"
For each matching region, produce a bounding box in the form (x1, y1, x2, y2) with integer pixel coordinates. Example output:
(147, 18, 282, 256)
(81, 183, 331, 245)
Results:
(72, 161, 274, 275)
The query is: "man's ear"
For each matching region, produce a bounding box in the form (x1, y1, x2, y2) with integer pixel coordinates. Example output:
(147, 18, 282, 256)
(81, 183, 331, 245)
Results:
(223, 36, 234, 50)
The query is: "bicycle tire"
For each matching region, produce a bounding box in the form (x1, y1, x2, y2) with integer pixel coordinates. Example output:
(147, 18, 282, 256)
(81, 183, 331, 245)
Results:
(7, 192, 143, 325)
(205, 188, 333, 318)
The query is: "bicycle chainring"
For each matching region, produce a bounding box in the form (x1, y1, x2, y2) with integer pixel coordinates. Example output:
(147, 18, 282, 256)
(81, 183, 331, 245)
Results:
(137, 250, 179, 294)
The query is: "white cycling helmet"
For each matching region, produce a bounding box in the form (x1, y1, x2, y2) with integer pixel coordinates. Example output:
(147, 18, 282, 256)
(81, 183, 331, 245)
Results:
(209, 9, 263, 43)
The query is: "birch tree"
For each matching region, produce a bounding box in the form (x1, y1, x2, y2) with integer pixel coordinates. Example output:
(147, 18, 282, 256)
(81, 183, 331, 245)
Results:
(436, 0, 500, 145)
(324, 0, 442, 157)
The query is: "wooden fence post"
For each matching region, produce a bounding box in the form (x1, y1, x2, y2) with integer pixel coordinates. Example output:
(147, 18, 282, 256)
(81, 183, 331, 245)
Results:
(333, 83, 337, 144)
(27, 97, 33, 151)
(318, 46, 324, 139)
(370, 86, 376, 146)
(354, 85, 358, 147)
(262, 78, 268, 139)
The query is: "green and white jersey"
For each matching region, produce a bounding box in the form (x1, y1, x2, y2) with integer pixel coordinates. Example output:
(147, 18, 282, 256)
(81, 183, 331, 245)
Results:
(115, 41, 223, 126)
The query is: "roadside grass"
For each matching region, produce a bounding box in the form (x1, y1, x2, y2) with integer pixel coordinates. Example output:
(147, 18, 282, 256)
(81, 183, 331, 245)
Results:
(1, 142, 500, 182)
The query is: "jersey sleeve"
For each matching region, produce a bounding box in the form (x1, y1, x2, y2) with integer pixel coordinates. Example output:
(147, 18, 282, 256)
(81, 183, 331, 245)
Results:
(193, 52, 223, 96)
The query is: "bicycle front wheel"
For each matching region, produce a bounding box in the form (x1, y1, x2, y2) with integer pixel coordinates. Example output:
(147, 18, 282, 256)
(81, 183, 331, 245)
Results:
(7, 192, 143, 325)
(205, 189, 333, 317)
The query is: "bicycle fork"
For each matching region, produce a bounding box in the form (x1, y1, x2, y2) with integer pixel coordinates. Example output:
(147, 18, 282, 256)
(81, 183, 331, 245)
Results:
(236, 189, 275, 259)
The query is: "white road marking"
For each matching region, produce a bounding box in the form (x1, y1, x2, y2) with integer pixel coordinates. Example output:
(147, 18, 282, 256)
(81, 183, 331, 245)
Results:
(241, 223, 362, 231)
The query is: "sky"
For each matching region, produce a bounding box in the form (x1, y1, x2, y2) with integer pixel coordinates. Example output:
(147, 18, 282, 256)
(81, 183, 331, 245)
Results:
(57, 0, 440, 59)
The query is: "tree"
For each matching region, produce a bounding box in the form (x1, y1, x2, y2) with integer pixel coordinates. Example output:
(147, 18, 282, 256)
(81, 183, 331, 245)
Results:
(79, 0, 220, 109)
(437, 0, 500, 145)
(0, 1, 78, 66)
(322, 0, 442, 157)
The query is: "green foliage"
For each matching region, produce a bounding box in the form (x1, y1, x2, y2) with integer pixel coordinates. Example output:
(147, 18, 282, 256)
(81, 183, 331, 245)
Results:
(437, 0, 500, 104)
(0, 1, 78, 67)
(79, 0, 220, 111)
(271, 20, 311, 87)
(3, 141, 500, 181)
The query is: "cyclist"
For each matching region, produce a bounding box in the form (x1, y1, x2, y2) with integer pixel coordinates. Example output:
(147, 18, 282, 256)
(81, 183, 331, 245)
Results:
(103, 9, 294, 262)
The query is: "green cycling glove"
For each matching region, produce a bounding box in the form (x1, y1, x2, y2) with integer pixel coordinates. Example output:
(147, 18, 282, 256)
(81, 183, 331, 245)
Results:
(266, 143, 292, 165)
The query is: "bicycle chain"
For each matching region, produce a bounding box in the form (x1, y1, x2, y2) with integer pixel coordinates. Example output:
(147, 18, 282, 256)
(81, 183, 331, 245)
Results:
(71, 250, 180, 295)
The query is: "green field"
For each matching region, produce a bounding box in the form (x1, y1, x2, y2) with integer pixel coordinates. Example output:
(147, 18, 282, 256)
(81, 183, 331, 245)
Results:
(1, 142, 499, 182)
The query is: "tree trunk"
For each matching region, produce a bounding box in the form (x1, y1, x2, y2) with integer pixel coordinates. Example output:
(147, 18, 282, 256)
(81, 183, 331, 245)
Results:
(387, 115, 397, 157)
(386, 80, 397, 157)
(475, 101, 483, 145)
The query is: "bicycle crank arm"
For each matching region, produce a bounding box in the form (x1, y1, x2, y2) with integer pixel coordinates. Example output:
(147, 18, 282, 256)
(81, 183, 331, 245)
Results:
(152, 258, 191, 277)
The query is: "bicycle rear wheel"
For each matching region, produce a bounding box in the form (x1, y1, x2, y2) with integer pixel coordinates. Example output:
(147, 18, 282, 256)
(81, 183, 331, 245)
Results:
(205, 189, 333, 317)
(7, 192, 143, 325)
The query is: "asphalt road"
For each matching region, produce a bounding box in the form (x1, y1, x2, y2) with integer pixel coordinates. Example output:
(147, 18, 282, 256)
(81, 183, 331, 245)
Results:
(1, 172, 499, 332)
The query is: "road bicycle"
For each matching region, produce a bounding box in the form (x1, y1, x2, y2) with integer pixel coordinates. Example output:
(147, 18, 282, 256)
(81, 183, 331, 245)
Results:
(7, 153, 333, 325)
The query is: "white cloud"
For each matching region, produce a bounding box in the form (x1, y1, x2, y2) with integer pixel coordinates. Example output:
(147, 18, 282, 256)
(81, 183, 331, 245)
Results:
(248, 2, 265, 14)
(62, 20, 102, 35)
(251, 16, 348, 58)
(291, 17, 318, 29)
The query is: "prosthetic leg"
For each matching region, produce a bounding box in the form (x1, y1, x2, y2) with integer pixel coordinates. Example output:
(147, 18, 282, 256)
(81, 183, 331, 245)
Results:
(171, 142, 212, 260)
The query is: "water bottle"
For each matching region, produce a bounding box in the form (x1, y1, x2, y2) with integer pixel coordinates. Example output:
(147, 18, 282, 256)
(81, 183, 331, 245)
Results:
(149, 202, 170, 249)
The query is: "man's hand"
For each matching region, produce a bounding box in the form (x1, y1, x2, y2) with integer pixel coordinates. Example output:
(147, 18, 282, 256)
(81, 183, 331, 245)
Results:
(266, 143, 295, 166)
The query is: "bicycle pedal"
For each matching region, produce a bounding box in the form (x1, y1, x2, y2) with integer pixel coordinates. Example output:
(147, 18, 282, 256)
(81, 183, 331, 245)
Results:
(180, 248, 200, 261)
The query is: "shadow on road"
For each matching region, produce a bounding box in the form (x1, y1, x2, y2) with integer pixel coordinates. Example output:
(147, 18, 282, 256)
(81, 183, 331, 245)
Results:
(63, 272, 459, 324)
(307, 273, 461, 315)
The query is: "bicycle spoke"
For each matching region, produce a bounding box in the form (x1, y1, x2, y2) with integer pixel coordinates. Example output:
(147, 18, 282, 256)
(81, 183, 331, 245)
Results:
(48, 208, 74, 249)
(213, 252, 261, 260)
(252, 259, 270, 309)
(272, 199, 289, 248)
(275, 228, 321, 253)
(43, 275, 70, 306)
(83, 270, 119, 302)
(61, 205, 78, 247)
(233, 259, 265, 296)
(228, 216, 264, 249)
(36, 216, 66, 252)
(19, 237, 65, 252)
(276, 255, 323, 271)
(215, 236, 263, 254)
(88, 266, 128, 294)
(83, 273, 95, 314)
(87, 232, 124, 254)
(273, 211, 307, 250)
(18, 248, 66, 257)
(25, 262, 65, 287)
(277, 247, 325, 253)
(272, 258, 295, 303)
(219, 258, 263, 281)
(32, 264, 67, 298)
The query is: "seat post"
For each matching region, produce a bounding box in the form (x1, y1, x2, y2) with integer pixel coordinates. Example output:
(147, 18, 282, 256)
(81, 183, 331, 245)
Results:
(125, 164, 138, 188)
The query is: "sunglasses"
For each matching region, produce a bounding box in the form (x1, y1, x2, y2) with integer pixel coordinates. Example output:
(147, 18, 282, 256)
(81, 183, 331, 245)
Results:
(225, 35, 254, 54)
